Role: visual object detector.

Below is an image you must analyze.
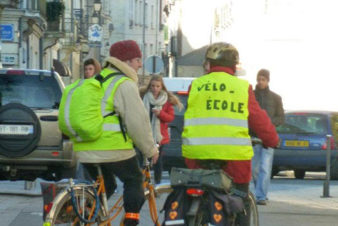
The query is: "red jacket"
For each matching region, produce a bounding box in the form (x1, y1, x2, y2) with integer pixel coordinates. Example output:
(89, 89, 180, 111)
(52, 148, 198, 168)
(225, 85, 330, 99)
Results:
(185, 66, 279, 184)
(158, 101, 175, 145)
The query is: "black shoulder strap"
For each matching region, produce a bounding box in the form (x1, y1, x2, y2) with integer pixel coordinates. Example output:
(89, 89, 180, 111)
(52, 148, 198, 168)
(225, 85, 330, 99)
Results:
(97, 72, 127, 142)
(95, 72, 124, 85)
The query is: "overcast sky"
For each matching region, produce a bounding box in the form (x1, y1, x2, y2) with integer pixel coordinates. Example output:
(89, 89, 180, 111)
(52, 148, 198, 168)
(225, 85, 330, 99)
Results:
(228, 0, 338, 111)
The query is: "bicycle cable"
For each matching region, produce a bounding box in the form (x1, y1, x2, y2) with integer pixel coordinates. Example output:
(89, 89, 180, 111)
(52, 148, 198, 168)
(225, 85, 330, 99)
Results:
(70, 182, 101, 224)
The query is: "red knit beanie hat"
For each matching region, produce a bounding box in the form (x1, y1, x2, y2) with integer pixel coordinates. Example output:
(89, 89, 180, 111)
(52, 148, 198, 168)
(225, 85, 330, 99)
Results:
(109, 40, 142, 61)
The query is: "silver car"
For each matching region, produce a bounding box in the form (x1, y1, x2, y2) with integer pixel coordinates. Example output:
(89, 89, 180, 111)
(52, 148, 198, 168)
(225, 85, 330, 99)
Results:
(0, 69, 76, 181)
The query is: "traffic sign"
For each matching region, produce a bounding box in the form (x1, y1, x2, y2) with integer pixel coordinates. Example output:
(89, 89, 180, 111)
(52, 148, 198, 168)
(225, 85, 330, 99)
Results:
(88, 24, 102, 42)
(0, 24, 14, 41)
(144, 55, 164, 74)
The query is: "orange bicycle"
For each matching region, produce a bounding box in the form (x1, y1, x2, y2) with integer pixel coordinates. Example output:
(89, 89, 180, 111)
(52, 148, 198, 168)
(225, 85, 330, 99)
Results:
(43, 159, 172, 226)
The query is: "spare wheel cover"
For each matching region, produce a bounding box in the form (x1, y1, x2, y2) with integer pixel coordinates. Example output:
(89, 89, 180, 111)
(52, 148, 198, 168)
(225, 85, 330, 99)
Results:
(0, 103, 41, 157)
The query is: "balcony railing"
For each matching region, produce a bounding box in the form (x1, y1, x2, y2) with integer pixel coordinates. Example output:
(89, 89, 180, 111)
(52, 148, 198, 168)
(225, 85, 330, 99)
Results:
(0, 0, 19, 8)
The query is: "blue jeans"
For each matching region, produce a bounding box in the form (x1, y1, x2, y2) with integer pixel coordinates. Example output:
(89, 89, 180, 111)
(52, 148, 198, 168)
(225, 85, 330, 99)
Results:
(251, 144, 274, 201)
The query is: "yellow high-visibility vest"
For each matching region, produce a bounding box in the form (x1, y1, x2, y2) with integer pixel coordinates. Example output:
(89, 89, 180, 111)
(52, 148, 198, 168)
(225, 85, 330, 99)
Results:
(73, 68, 133, 151)
(182, 72, 253, 160)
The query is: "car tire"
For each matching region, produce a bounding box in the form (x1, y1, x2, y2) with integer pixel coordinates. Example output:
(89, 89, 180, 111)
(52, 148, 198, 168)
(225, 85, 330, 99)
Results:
(294, 169, 306, 179)
(271, 167, 279, 179)
(0, 103, 41, 157)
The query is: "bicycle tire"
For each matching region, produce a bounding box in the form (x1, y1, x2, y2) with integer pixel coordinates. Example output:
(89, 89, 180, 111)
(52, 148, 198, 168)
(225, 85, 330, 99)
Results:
(187, 201, 208, 226)
(44, 187, 106, 226)
(248, 191, 259, 226)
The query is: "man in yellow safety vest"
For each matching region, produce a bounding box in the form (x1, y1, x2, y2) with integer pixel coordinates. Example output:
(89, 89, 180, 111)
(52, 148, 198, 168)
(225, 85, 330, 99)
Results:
(75, 40, 159, 226)
(182, 42, 279, 226)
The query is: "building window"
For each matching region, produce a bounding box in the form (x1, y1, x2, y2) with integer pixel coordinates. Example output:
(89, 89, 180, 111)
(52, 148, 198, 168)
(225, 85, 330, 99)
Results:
(144, 43, 148, 59)
(134, 0, 138, 26)
(151, 5, 154, 29)
(129, 0, 134, 28)
(150, 44, 153, 55)
(139, 0, 143, 27)
(145, 3, 148, 28)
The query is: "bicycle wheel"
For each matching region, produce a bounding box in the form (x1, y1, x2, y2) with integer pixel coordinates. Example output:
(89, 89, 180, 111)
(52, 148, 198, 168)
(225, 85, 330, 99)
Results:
(248, 192, 259, 226)
(44, 187, 106, 226)
(187, 201, 208, 226)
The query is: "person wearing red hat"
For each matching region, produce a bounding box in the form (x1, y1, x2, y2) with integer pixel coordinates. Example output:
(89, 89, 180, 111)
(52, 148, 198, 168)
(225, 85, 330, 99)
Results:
(109, 40, 143, 72)
(77, 40, 159, 226)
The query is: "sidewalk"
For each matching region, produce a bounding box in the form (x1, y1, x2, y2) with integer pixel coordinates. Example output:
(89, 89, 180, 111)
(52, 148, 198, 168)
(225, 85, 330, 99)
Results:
(268, 179, 338, 210)
(0, 180, 42, 196)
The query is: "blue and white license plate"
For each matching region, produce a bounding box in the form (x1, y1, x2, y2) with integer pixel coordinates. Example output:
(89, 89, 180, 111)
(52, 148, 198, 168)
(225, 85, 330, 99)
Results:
(0, 124, 34, 135)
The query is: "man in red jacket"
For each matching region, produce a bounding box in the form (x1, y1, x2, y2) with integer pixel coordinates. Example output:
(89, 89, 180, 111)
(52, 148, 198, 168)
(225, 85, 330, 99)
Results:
(183, 42, 279, 226)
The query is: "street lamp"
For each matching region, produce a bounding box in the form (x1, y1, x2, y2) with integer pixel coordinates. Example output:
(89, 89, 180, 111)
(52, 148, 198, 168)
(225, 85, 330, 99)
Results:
(92, 11, 99, 24)
(94, 0, 102, 12)
(89, 0, 102, 61)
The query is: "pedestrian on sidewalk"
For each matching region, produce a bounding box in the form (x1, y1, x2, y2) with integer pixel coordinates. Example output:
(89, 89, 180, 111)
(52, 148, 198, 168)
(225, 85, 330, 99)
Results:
(140, 75, 183, 184)
(252, 68, 284, 205)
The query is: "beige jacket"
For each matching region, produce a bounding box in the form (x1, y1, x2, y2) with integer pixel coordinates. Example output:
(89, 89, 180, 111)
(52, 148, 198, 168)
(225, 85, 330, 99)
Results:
(77, 57, 158, 163)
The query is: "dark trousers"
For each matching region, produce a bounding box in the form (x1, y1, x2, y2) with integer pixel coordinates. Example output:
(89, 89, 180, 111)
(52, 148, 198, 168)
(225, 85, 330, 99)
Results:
(153, 145, 165, 184)
(82, 156, 145, 215)
(233, 183, 250, 226)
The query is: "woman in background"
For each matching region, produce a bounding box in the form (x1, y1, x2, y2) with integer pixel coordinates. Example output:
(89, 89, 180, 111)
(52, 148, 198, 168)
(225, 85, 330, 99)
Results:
(140, 75, 183, 184)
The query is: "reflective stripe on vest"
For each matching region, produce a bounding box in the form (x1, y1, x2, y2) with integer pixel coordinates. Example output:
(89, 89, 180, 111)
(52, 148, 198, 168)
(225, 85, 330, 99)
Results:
(64, 79, 85, 142)
(101, 75, 123, 116)
(184, 117, 248, 128)
(183, 137, 252, 146)
(182, 72, 253, 160)
(103, 123, 121, 132)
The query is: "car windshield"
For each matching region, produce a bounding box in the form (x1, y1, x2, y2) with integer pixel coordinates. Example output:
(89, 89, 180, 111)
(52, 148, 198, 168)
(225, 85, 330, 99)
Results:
(277, 114, 328, 135)
(0, 73, 62, 109)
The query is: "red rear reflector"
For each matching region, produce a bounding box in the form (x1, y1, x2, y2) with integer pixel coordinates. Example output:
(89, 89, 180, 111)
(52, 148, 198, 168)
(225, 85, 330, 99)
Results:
(177, 91, 189, 95)
(321, 137, 335, 150)
(44, 203, 53, 214)
(186, 188, 204, 196)
(6, 70, 25, 75)
(51, 152, 59, 157)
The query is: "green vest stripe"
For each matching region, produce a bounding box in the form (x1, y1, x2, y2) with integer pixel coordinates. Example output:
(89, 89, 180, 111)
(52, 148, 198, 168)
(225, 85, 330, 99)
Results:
(184, 117, 248, 128)
(64, 79, 84, 142)
(183, 137, 252, 146)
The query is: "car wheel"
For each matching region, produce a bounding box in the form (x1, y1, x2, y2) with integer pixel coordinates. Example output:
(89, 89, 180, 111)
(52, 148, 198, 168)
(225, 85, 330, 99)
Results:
(271, 167, 279, 179)
(0, 103, 41, 157)
(294, 169, 306, 179)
